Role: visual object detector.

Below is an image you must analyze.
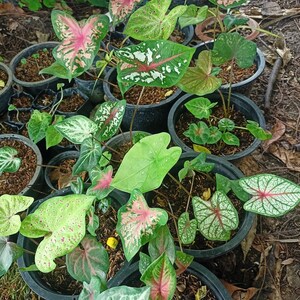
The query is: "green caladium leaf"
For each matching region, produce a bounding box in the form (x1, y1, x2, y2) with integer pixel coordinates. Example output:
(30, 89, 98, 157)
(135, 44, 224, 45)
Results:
(208, 0, 248, 10)
(112, 133, 181, 193)
(20, 194, 95, 273)
(45, 115, 64, 149)
(222, 132, 240, 146)
(71, 177, 84, 195)
(0, 237, 24, 277)
(139, 252, 152, 275)
(246, 120, 272, 140)
(97, 286, 151, 300)
(178, 5, 208, 28)
(192, 191, 239, 241)
(92, 100, 126, 142)
(0, 195, 33, 236)
(207, 126, 222, 144)
(124, 0, 186, 40)
(178, 212, 197, 245)
(19, 0, 42, 11)
(79, 275, 107, 300)
(184, 121, 210, 145)
(115, 40, 195, 88)
(86, 206, 99, 237)
(98, 151, 112, 168)
(27, 110, 52, 144)
(19, 264, 39, 272)
(50, 10, 109, 80)
(116, 190, 168, 261)
(72, 137, 102, 175)
(0, 147, 21, 175)
(148, 225, 175, 264)
(66, 235, 109, 282)
(178, 50, 222, 96)
(141, 253, 176, 300)
(54, 115, 98, 144)
(218, 118, 235, 132)
(174, 251, 193, 276)
(239, 174, 300, 217)
(223, 15, 249, 30)
(40, 61, 70, 80)
(185, 97, 217, 119)
(212, 32, 257, 69)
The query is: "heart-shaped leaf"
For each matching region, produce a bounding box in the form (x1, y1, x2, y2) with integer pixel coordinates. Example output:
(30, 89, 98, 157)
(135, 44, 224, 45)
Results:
(139, 252, 152, 275)
(246, 120, 272, 140)
(112, 132, 181, 193)
(218, 118, 235, 131)
(239, 174, 300, 217)
(86, 206, 99, 236)
(45, 115, 64, 149)
(223, 14, 249, 30)
(79, 275, 107, 300)
(124, 0, 186, 40)
(20, 194, 95, 272)
(184, 121, 210, 145)
(115, 40, 195, 88)
(66, 235, 109, 282)
(97, 286, 151, 300)
(0, 195, 33, 236)
(207, 126, 222, 144)
(222, 132, 240, 146)
(141, 253, 176, 300)
(116, 190, 168, 261)
(185, 97, 217, 119)
(40, 61, 71, 80)
(175, 251, 193, 276)
(208, 0, 248, 9)
(192, 191, 239, 241)
(178, 5, 208, 28)
(54, 115, 98, 144)
(178, 212, 197, 245)
(0, 147, 21, 175)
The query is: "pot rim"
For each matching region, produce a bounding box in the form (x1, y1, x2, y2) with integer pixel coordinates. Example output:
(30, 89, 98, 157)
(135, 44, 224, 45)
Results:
(0, 62, 13, 95)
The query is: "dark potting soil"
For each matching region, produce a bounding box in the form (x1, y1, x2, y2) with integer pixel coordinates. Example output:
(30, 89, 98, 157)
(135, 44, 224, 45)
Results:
(176, 104, 255, 156)
(10, 95, 33, 108)
(0, 122, 18, 134)
(0, 139, 37, 195)
(57, 94, 85, 112)
(109, 140, 132, 172)
(0, 69, 8, 90)
(35, 92, 55, 108)
(9, 110, 32, 124)
(151, 172, 245, 250)
(15, 48, 55, 82)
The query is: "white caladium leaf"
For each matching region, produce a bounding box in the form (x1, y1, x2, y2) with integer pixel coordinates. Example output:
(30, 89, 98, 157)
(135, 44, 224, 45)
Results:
(0, 195, 33, 236)
(97, 286, 151, 300)
(116, 189, 168, 261)
(192, 191, 239, 241)
(124, 0, 186, 41)
(115, 40, 195, 88)
(178, 212, 197, 245)
(239, 174, 300, 217)
(54, 115, 98, 144)
(20, 194, 95, 273)
(51, 10, 109, 80)
(0, 147, 21, 175)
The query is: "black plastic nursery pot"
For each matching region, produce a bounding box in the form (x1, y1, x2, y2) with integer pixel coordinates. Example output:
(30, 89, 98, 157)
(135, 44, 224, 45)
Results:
(0, 62, 13, 115)
(33, 89, 56, 110)
(168, 92, 267, 161)
(103, 68, 182, 133)
(109, 261, 231, 299)
(8, 90, 34, 109)
(9, 42, 68, 96)
(17, 187, 130, 300)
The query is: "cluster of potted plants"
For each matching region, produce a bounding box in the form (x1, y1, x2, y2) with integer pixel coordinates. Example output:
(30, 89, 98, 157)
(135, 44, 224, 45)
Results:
(1, 0, 300, 299)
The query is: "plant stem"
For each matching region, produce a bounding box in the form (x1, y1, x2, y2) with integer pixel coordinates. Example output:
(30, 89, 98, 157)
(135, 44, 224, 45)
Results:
(227, 58, 235, 112)
(167, 172, 191, 198)
(22, 248, 35, 256)
(217, 89, 228, 118)
(49, 86, 64, 116)
(185, 174, 195, 213)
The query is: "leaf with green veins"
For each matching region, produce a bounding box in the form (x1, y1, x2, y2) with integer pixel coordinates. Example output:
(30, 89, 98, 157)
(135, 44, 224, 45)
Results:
(218, 118, 235, 132)
(71, 177, 84, 195)
(224, 15, 249, 30)
(79, 275, 107, 300)
(211, 32, 257, 69)
(86, 206, 99, 237)
(98, 151, 111, 168)
(239, 174, 300, 217)
(124, 0, 186, 41)
(192, 191, 239, 241)
(54, 115, 98, 144)
(178, 50, 222, 96)
(139, 252, 152, 275)
(40, 61, 71, 80)
(116, 190, 168, 261)
(112, 133, 181, 193)
(207, 126, 222, 144)
(97, 286, 151, 300)
(66, 235, 109, 283)
(178, 212, 197, 245)
(246, 120, 272, 140)
(0, 195, 33, 236)
(185, 97, 217, 119)
(231, 179, 250, 202)
(0, 147, 21, 174)
(174, 251, 193, 276)
(141, 253, 176, 300)
(178, 5, 208, 28)
(222, 132, 240, 146)
(115, 40, 194, 88)
(27, 110, 52, 144)
(20, 194, 95, 273)
(148, 225, 175, 264)
(184, 121, 210, 145)
(72, 137, 102, 175)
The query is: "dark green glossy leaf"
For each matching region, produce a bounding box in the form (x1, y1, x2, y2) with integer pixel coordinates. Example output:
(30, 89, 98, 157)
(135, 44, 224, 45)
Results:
(178, 5, 208, 28)
(246, 120, 272, 140)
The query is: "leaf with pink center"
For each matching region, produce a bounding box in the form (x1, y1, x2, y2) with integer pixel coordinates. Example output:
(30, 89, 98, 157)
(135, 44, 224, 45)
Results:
(50, 10, 109, 80)
(239, 174, 300, 217)
(116, 189, 168, 261)
(174, 251, 193, 276)
(141, 253, 176, 300)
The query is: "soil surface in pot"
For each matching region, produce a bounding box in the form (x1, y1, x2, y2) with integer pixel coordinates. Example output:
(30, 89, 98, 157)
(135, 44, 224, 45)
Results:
(10, 94, 33, 109)
(176, 104, 255, 156)
(0, 122, 18, 134)
(9, 110, 32, 124)
(57, 94, 85, 112)
(35, 92, 55, 108)
(15, 48, 55, 82)
(0, 139, 37, 195)
(0, 69, 8, 90)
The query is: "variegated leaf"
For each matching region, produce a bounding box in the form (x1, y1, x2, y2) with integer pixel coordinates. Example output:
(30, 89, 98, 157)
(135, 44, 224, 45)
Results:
(86, 206, 99, 237)
(192, 191, 239, 241)
(178, 212, 197, 245)
(209, 0, 248, 9)
(0, 147, 21, 175)
(97, 286, 151, 300)
(139, 252, 152, 275)
(54, 115, 98, 144)
(175, 251, 193, 276)
(79, 276, 107, 300)
(239, 174, 300, 217)
(51, 10, 109, 80)
(115, 40, 195, 87)
(116, 189, 168, 261)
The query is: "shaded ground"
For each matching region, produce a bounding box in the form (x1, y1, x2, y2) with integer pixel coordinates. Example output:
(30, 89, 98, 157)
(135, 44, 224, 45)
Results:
(0, 0, 300, 299)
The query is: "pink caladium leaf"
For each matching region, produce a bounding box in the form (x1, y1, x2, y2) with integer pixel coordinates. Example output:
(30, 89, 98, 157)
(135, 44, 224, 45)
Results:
(51, 10, 109, 80)
(141, 253, 176, 300)
(109, 0, 143, 26)
(239, 174, 300, 217)
(174, 251, 193, 276)
(116, 189, 168, 261)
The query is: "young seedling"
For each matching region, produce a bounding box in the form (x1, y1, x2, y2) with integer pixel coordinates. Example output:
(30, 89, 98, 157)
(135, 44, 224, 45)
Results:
(8, 104, 20, 123)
